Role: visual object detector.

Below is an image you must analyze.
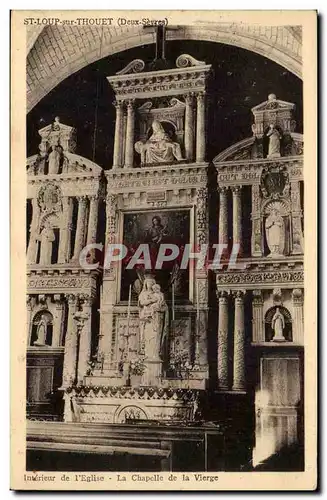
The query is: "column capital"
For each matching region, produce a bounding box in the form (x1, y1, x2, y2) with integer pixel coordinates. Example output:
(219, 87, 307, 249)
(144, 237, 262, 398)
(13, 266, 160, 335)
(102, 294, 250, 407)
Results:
(65, 293, 77, 306)
(292, 288, 304, 304)
(26, 296, 33, 311)
(233, 290, 246, 300)
(185, 92, 195, 105)
(126, 99, 135, 110)
(89, 193, 99, 202)
(231, 185, 243, 194)
(218, 186, 229, 194)
(217, 290, 230, 301)
(252, 289, 263, 305)
(77, 195, 87, 206)
(196, 91, 206, 102)
(78, 293, 93, 307)
(113, 100, 124, 109)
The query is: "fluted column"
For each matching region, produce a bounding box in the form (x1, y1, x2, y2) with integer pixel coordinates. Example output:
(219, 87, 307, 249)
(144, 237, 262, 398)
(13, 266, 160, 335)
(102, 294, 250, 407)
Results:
(27, 197, 40, 264)
(26, 296, 33, 345)
(124, 99, 135, 168)
(62, 294, 78, 387)
(58, 196, 73, 263)
(72, 196, 87, 261)
(184, 93, 194, 161)
(217, 291, 229, 390)
(77, 295, 93, 384)
(218, 187, 229, 249)
(251, 183, 262, 256)
(196, 92, 205, 162)
(232, 290, 246, 391)
(86, 194, 99, 262)
(113, 100, 124, 168)
(290, 181, 304, 255)
(232, 186, 242, 253)
(252, 290, 264, 343)
(52, 294, 64, 347)
(292, 289, 304, 344)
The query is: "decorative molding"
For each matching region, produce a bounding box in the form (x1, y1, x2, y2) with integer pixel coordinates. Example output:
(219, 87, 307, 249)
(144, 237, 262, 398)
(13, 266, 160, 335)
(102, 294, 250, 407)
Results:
(116, 59, 145, 75)
(216, 270, 303, 288)
(176, 54, 206, 68)
(66, 385, 199, 402)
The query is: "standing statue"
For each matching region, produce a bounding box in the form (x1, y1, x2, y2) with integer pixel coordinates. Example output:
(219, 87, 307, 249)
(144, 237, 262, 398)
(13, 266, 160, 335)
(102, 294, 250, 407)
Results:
(48, 145, 62, 174)
(135, 120, 184, 165)
(266, 124, 282, 158)
(271, 307, 286, 341)
(265, 208, 285, 257)
(37, 221, 55, 265)
(138, 276, 169, 361)
(34, 314, 48, 345)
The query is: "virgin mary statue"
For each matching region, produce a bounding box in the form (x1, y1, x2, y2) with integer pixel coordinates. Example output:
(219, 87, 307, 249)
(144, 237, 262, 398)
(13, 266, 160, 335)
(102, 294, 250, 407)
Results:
(138, 277, 169, 361)
(135, 120, 184, 165)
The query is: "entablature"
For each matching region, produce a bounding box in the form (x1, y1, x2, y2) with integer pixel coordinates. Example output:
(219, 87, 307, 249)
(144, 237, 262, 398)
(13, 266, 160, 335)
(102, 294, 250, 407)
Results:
(106, 162, 208, 193)
(27, 267, 100, 298)
(215, 156, 303, 186)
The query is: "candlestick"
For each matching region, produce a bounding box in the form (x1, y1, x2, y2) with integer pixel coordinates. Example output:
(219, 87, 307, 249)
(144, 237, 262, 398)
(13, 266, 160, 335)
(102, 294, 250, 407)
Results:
(172, 282, 175, 321)
(127, 284, 132, 337)
(196, 281, 200, 319)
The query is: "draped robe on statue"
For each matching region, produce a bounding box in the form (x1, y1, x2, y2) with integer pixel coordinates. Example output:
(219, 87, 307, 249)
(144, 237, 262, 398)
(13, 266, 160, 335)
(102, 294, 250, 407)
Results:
(265, 209, 285, 256)
(135, 120, 183, 165)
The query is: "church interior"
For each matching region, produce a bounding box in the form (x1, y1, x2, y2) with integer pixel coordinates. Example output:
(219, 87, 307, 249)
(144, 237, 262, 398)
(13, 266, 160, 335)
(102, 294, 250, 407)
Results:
(25, 25, 304, 472)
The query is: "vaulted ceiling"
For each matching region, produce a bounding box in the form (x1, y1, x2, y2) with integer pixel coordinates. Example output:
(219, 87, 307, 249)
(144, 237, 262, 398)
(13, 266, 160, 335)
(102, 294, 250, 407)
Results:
(26, 23, 302, 112)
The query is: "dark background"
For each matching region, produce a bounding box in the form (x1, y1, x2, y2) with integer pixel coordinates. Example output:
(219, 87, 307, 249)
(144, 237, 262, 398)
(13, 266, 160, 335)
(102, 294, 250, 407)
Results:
(27, 40, 303, 168)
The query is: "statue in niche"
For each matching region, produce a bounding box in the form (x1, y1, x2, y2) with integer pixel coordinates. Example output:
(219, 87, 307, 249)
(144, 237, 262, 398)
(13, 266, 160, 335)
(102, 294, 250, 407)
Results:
(37, 221, 55, 265)
(266, 124, 282, 158)
(265, 208, 285, 257)
(48, 144, 62, 174)
(271, 307, 286, 342)
(34, 314, 48, 345)
(138, 276, 169, 361)
(135, 120, 184, 165)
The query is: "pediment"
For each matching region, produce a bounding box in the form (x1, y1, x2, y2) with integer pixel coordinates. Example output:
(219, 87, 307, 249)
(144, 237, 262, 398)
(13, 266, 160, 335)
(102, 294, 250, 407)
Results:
(27, 152, 103, 177)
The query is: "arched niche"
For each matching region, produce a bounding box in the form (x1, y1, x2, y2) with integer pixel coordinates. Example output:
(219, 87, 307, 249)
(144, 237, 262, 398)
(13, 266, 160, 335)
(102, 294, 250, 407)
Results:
(265, 306, 292, 342)
(30, 310, 54, 346)
(262, 199, 291, 257)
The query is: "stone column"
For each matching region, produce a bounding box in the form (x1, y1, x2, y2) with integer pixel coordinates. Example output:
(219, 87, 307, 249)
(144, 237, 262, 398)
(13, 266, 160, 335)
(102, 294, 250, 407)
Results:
(58, 196, 73, 264)
(232, 290, 246, 391)
(26, 296, 33, 345)
(196, 92, 205, 163)
(291, 181, 304, 255)
(252, 290, 264, 343)
(77, 295, 93, 384)
(62, 294, 78, 387)
(251, 183, 262, 256)
(27, 197, 40, 264)
(218, 187, 229, 248)
(72, 196, 87, 261)
(86, 194, 99, 262)
(124, 99, 135, 168)
(292, 288, 304, 344)
(184, 93, 194, 161)
(217, 291, 229, 390)
(52, 294, 64, 347)
(232, 186, 242, 253)
(105, 194, 118, 245)
(113, 100, 124, 168)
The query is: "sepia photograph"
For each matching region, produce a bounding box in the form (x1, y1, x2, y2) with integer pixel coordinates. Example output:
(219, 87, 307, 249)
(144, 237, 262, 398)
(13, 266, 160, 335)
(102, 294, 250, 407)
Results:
(10, 9, 317, 490)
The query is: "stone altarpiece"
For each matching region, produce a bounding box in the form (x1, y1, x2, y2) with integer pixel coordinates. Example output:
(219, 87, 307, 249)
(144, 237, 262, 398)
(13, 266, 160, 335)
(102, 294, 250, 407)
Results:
(25, 61, 304, 466)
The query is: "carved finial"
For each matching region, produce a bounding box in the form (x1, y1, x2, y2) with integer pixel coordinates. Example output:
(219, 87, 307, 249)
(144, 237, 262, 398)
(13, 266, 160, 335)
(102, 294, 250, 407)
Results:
(116, 59, 145, 76)
(268, 94, 277, 102)
(176, 54, 206, 68)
